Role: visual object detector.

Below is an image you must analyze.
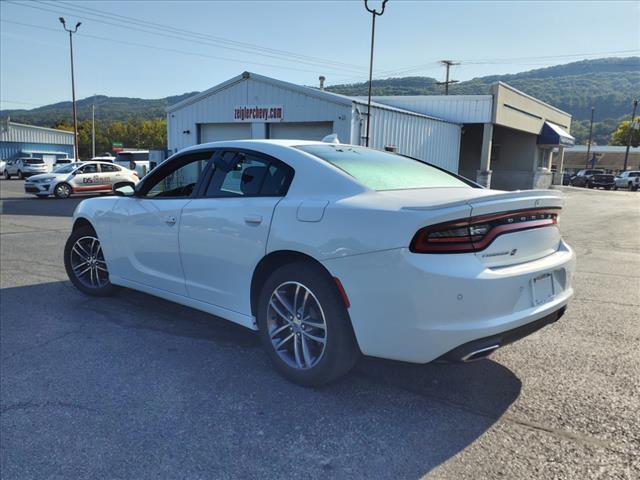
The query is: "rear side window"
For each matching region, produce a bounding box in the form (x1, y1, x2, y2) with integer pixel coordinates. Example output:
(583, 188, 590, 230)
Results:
(205, 151, 293, 197)
(629, 172, 640, 177)
(100, 163, 120, 172)
(297, 144, 470, 191)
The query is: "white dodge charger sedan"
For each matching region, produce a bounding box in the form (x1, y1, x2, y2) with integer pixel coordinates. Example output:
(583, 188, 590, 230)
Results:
(64, 140, 575, 385)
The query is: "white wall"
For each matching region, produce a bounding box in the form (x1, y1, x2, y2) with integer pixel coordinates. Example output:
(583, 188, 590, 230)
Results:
(168, 78, 352, 152)
(363, 103, 462, 173)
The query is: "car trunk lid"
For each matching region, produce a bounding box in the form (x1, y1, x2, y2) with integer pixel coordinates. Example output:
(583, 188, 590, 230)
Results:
(466, 190, 563, 267)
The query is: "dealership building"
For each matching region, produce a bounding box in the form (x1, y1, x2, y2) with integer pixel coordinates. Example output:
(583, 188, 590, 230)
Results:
(0, 120, 75, 169)
(167, 72, 574, 190)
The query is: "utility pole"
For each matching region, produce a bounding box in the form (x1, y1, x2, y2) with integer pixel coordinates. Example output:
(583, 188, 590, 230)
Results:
(59, 17, 81, 160)
(436, 60, 459, 95)
(585, 107, 595, 169)
(363, 0, 388, 147)
(91, 103, 96, 158)
(623, 99, 638, 172)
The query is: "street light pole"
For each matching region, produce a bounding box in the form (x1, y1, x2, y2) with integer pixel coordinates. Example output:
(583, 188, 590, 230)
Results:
(585, 107, 594, 169)
(59, 17, 82, 160)
(363, 0, 388, 148)
(623, 99, 638, 172)
(92, 102, 96, 159)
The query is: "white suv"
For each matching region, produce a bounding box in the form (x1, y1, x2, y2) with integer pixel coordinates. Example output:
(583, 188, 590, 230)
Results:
(24, 161, 139, 198)
(3, 157, 48, 179)
(613, 171, 640, 191)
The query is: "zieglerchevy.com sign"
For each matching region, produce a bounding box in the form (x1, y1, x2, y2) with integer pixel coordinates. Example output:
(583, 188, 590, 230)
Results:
(234, 105, 283, 122)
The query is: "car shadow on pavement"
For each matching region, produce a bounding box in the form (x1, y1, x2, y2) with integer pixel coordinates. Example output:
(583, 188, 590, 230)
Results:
(0, 195, 87, 217)
(1, 280, 521, 479)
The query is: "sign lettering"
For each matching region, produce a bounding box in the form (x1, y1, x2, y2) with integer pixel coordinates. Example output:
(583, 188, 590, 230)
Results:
(234, 105, 284, 122)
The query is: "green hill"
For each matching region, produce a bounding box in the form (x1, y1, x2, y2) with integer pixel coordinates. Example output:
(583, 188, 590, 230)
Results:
(2, 57, 638, 145)
(1, 92, 197, 126)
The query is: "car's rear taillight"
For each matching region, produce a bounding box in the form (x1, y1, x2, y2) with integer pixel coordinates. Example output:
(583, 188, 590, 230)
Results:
(410, 209, 559, 254)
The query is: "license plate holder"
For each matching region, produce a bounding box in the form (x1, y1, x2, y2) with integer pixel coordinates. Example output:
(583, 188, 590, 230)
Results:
(532, 273, 555, 306)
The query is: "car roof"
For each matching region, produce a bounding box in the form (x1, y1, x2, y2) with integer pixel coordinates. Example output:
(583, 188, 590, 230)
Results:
(177, 139, 342, 156)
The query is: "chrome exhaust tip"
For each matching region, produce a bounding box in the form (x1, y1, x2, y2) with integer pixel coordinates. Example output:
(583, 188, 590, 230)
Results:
(460, 344, 500, 362)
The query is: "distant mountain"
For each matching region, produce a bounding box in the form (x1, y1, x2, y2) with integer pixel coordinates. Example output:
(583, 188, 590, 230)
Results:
(327, 57, 640, 121)
(2, 57, 638, 145)
(1, 92, 198, 126)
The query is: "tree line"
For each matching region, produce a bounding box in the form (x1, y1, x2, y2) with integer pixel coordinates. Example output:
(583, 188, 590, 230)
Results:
(52, 118, 167, 159)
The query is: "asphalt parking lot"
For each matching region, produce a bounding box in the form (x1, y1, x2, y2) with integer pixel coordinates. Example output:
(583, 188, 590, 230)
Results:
(1, 180, 638, 479)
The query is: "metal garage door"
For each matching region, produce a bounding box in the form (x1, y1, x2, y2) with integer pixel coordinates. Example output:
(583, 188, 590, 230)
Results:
(268, 122, 333, 141)
(200, 123, 251, 143)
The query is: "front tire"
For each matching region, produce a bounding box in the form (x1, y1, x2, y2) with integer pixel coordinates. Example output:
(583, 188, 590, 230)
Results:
(17, 170, 23, 180)
(3, 170, 10, 180)
(257, 262, 359, 386)
(54, 182, 72, 199)
(64, 225, 117, 297)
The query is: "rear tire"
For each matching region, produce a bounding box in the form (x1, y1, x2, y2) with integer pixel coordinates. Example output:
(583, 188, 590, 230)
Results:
(54, 182, 72, 199)
(17, 170, 23, 180)
(256, 262, 359, 386)
(64, 225, 117, 297)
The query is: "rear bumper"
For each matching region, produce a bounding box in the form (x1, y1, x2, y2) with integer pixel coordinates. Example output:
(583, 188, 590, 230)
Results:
(436, 306, 565, 362)
(322, 240, 575, 363)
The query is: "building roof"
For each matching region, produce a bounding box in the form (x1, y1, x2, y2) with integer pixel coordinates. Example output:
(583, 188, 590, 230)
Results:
(166, 71, 456, 125)
(566, 145, 640, 153)
(1, 120, 74, 145)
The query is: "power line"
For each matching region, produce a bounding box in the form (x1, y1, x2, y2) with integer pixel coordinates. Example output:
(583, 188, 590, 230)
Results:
(0, 99, 47, 107)
(52, 0, 367, 72)
(0, 18, 364, 77)
(8, 0, 368, 75)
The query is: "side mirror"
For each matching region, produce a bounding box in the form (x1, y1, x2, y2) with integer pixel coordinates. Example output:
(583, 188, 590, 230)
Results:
(114, 185, 136, 197)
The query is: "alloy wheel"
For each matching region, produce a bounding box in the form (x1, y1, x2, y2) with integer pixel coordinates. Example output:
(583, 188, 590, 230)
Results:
(70, 236, 109, 288)
(267, 281, 327, 370)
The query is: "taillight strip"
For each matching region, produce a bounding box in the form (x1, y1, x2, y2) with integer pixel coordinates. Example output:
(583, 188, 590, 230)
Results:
(410, 208, 559, 254)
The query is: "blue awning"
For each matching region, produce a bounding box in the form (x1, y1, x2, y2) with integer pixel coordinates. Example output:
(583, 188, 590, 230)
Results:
(537, 121, 575, 147)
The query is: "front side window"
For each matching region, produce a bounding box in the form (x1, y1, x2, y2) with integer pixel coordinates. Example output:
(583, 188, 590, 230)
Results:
(297, 144, 471, 191)
(142, 152, 212, 198)
(205, 151, 293, 197)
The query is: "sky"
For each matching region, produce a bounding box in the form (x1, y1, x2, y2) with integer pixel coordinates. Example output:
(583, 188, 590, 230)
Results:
(1, 0, 638, 110)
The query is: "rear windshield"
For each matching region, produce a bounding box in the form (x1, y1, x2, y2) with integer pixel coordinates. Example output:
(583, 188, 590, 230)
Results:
(296, 145, 471, 191)
(24, 159, 44, 165)
(53, 163, 82, 173)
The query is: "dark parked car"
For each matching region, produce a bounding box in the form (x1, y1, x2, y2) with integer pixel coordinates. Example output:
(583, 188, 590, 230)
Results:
(570, 169, 615, 189)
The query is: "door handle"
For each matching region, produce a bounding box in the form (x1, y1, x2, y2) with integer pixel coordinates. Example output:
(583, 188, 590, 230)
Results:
(165, 216, 177, 226)
(244, 215, 262, 225)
